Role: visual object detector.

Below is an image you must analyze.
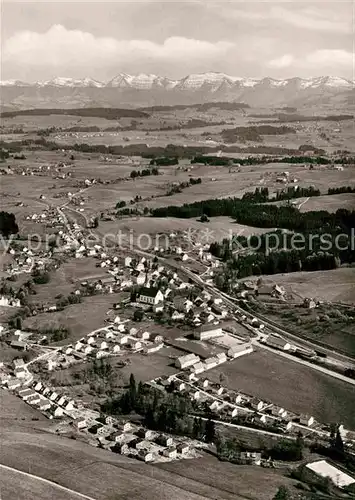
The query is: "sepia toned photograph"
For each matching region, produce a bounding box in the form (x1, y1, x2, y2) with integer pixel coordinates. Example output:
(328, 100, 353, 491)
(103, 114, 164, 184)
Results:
(0, 1, 355, 499)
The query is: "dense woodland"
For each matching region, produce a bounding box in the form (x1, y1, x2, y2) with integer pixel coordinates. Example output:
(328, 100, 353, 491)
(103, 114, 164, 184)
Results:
(0, 107, 149, 119)
(221, 125, 295, 143)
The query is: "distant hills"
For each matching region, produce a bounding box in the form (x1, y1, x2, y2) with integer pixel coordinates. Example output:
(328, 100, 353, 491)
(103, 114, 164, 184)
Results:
(1, 72, 354, 109)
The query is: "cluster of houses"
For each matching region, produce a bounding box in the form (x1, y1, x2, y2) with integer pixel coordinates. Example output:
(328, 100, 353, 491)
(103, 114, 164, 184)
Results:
(79, 417, 194, 463)
(1, 357, 33, 389)
(47, 321, 165, 369)
(155, 373, 319, 436)
(234, 280, 287, 301)
(5, 245, 38, 276)
(0, 295, 21, 308)
(17, 379, 77, 418)
(25, 208, 63, 227)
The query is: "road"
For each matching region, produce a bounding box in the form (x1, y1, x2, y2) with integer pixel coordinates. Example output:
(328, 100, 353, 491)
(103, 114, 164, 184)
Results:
(0, 464, 98, 500)
(253, 341, 355, 386)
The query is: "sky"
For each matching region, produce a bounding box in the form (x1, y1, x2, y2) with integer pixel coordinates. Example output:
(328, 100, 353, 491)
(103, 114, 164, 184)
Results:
(1, 0, 354, 82)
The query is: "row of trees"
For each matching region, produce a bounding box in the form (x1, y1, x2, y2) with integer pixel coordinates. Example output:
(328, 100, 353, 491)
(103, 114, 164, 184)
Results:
(166, 177, 202, 196)
(130, 167, 159, 178)
(328, 185, 355, 195)
(150, 157, 178, 166)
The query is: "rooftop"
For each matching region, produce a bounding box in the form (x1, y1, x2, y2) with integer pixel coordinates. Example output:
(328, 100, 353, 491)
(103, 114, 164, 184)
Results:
(139, 287, 160, 298)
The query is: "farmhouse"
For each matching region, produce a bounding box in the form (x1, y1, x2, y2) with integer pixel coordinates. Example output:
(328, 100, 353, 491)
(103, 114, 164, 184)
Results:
(156, 435, 174, 447)
(19, 388, 35, 401)
(271, 406, 288, 419)
(300, 414, 314, 427)
(192, 361, 205, 374)
(76, 418, 87, 430)
(7, 378, 21, 390)
(250, 398, 265, 411)
(228, 343, 254, 359)
(137, 450, 154, 462)
(138, 288, 164, 305)
(177, 442, 189, 454)
(38, 398, 51, 411)
(13, 359, 25, 369)
(163, 447, 177, 459)
(175, 353, 200, 369)
(27, 393, 41, 405)
(204, 357, 218, 370)
(237, 451, 262, 466)
(194, 324, 223, 341)
(265, 335, 292, 351)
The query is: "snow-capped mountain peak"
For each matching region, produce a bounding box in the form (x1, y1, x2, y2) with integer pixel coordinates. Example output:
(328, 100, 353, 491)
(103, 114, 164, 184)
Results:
(1, 73, 354, 91)
(38, 77, 104, 88)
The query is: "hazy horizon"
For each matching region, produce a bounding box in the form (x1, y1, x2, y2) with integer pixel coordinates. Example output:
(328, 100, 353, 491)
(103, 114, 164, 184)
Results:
(1, 1, 354, 82)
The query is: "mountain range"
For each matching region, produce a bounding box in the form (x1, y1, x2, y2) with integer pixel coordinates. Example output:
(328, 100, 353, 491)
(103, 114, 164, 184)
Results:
(1, 72, 354, 109)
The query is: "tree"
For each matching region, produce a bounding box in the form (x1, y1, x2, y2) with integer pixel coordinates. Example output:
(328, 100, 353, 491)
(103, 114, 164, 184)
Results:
(273, 485, 291, 500)
(0, 211, 19, 237)
(129, 373, 137, 407)
(205, 419, 215, 443)
(334, 428, 344, 453)
(199, 214, 210, 223)
(133, 309, 144, 322)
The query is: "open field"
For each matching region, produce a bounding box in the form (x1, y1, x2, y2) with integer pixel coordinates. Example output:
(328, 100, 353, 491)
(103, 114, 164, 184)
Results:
(98, 216, 272, 245)
(0, 389, 48, 422)
(207, 349, 355, 428)
(0, 425, 300, 500)
(2, 147, 355, 229)
(159, 455, 299, 500)
(24, 257, 105, 304)
(23, 293, 125, 342)
(298, 193, 355, 212)
(0, 467, 83, 500)
(247, 268, 355, 304)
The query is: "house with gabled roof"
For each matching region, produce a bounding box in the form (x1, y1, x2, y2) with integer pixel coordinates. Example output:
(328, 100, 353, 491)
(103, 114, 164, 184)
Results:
(138, 287, 164, 306)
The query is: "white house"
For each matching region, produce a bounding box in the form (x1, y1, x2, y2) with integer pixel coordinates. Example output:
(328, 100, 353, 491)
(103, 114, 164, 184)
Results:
(14, 366, 27, 379)
(136, 273, 146, 285)
(7, 378, 21, 390)
(136, 331, 150, 341)
(227, 343, 254, 359)
(250, 398, 265, 411)
(194, 325, 223, 341)
(84, 345, 94, 355)
(216, 352, 227, 364)
(75, 341, 84, 351)
(192, 362, 205, 374)
(176, 353, 200, 370)
(204, 357, 218, 370)
(300, 414, 314, 427)
(271, 406, 288, 419)
(38, 398, 51, 411)
(76, 418, 87, 430)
